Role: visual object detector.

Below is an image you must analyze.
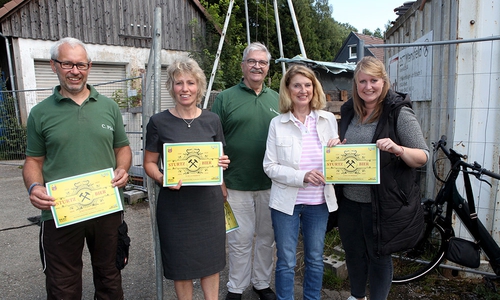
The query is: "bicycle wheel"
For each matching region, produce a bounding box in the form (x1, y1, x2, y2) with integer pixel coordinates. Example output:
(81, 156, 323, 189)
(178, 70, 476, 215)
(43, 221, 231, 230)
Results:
(392, 221, 448, 283)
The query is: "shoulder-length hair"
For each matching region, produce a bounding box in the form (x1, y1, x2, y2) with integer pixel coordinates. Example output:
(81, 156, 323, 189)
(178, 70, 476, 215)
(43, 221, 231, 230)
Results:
(165, 57, 207, 105)
(352, 56, 391, 122)
(279, 64, 326, 113)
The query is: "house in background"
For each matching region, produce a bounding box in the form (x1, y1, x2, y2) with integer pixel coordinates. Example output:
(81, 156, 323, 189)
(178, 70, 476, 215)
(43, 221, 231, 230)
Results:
(0, 0, 212, 123)
(0, 0, 213, 169)
(334, 32, 385, 63)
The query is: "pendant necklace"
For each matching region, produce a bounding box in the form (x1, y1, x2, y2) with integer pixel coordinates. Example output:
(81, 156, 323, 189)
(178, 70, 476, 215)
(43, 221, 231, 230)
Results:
(174, 107, 196, 128)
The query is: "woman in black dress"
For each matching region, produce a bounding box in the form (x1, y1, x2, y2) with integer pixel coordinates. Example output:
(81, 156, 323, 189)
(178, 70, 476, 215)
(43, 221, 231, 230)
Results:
(143, 57, 230, 300)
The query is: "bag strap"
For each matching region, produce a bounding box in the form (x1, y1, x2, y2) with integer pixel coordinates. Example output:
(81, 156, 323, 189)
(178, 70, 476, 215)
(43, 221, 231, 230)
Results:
(462, 166, 480, 240)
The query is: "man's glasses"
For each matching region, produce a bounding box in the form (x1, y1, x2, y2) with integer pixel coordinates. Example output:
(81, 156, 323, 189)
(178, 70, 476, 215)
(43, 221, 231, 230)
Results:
(53, 59, 91, 70)
(245, 59, 269, 67)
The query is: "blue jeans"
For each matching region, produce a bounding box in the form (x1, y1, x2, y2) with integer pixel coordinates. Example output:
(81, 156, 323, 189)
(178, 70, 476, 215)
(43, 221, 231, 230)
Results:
(272, 204, 329, 300)
(337, 198, 393, 300)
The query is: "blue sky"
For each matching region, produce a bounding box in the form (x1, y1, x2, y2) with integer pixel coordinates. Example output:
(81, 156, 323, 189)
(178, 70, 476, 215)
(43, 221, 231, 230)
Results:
(328, 0, 406, 32)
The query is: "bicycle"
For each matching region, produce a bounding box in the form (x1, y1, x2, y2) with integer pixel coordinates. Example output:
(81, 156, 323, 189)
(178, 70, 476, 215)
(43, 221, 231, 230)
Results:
(391, 135, 500, 284)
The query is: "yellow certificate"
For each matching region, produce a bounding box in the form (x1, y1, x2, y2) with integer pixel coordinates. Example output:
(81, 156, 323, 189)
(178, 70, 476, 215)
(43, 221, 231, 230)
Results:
(323, 144, 380, 184)
(47, 168, 123, 228)
(163, 142, 223, 186)
(224, 201, 239, 233)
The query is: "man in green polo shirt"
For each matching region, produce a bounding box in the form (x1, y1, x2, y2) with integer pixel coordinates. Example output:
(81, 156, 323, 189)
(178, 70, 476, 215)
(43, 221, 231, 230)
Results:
(212, 42, 279, 300)
(22, 37, 131, 299)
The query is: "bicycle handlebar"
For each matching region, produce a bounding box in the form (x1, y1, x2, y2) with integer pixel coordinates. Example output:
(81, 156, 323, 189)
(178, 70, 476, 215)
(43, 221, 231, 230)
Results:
(433, 135, 500, 181)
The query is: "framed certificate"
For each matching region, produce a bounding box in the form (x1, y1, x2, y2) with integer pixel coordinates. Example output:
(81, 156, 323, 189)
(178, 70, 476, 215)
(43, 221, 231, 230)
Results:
(323, 144, 380, 184)
(163, 142, 223, 186)
(47, 168, 123, 228)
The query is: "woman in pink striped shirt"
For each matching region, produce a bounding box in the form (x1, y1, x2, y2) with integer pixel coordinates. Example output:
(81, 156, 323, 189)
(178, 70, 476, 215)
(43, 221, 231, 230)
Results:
(263, 64, 342, 300)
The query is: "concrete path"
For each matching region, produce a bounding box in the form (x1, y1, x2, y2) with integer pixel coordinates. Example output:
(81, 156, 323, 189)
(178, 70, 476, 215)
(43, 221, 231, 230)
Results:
(0, 161, 348, 299)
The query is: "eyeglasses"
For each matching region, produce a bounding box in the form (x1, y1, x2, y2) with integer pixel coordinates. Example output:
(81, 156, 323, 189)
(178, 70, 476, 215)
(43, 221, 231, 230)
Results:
(245, 59, 269, 67)
(53, 59, 91, 70)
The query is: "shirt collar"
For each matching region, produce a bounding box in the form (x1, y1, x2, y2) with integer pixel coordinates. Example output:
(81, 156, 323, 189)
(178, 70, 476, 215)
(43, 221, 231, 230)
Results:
(54, 84, 98, 103)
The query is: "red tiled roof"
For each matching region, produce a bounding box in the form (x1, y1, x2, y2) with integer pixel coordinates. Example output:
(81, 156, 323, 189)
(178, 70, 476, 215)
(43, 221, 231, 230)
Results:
(354, 32, 385, 62)
(0, 0, 27, 19)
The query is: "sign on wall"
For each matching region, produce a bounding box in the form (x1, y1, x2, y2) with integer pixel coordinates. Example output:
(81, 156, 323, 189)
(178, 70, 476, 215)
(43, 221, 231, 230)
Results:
(388, 31, 433, 101)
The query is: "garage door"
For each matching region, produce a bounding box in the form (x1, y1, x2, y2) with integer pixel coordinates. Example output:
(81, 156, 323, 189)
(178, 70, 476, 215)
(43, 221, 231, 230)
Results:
(34, 61, 127, 104)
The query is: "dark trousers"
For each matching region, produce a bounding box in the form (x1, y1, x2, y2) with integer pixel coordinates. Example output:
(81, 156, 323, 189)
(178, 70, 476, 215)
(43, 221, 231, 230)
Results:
(40, 212, 124, 300)
(337, 198, 393, 300)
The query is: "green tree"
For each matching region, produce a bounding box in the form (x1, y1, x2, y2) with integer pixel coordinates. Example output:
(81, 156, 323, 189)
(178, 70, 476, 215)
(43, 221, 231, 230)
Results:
(193, 0, 356, 90)
(374, 28, 383, 39)
(362, 29, 373, 36)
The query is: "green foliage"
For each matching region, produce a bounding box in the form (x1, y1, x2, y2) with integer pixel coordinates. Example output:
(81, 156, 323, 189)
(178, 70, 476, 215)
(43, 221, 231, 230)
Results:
(322, 268, 344, 290)
(190, 0, 246, 90)
(110, 77, 142, 109)
(473, 282, 500, 300)
(0, 92, 26, 160)
(111, 89, 141, 109)
(193, 0, 363, 91)
(362, 28, 373, 36)
(323, 228, 342, 256)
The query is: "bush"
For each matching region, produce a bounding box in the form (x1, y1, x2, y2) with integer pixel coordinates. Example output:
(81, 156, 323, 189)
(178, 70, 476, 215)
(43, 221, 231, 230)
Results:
(0, 92, 26, 160)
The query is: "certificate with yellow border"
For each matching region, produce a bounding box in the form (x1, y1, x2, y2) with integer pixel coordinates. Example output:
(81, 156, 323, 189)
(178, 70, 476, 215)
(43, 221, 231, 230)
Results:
(224, 201, 239, 233)
(163, 142, 223, 186)
(47, 168, 123, 228)
(323, 144, 380, 184)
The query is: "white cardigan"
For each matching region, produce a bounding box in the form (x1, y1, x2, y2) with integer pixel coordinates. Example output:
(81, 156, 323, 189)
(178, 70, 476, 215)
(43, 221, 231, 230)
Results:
(263, 110, 339, 215)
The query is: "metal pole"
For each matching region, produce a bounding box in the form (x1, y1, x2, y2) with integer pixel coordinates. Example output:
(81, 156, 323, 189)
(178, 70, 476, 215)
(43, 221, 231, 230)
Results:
(273, 0, 286, 74)
(0, 33, 19, 124)
(286, 0, 307, 58)
(142, 7, 164, 300)
(365, 35, 500, 48)
(244, 0, 251, 45)
(203, 0, 235, 109)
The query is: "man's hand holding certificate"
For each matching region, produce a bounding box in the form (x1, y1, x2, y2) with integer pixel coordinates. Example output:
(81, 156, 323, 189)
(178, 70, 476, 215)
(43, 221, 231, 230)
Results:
(323, 144, 380, 184)
(46, 168, 123, 228)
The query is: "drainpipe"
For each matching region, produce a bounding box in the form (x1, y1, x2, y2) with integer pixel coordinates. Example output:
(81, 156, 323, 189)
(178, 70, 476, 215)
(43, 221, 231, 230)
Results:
(0, 32, 20, 123)
(357, 39, 365, 62)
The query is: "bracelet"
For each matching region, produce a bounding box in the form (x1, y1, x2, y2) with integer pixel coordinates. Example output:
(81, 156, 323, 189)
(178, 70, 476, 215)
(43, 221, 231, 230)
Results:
(28, 182, 43, 195)
(395, 146, 405, 157)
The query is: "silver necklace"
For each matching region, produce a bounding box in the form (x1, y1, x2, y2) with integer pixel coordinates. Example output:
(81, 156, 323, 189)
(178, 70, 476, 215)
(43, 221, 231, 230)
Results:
(174, 107, 196, 128)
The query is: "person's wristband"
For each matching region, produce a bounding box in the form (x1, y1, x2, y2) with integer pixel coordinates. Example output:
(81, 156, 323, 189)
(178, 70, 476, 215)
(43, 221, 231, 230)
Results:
(395, 146, 405, 157)
(28, 182, 43, 195)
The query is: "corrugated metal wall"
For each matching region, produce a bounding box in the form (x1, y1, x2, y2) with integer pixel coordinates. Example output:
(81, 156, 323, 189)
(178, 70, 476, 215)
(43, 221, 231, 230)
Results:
(385, 0, 500, 243)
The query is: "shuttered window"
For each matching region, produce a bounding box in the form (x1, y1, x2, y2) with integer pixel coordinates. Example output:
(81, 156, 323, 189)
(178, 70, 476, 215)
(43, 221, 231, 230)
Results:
(34, 61, 127, 103)
(160, 66, 174, 110)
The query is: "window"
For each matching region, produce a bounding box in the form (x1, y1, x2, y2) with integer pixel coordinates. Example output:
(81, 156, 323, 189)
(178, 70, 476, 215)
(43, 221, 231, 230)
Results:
(349, 44, 357, 59)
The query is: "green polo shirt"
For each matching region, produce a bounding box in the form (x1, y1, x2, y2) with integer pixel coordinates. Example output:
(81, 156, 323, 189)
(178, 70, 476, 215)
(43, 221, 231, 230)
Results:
(26, 85, 129, 221)
(212, 80, 279, 191)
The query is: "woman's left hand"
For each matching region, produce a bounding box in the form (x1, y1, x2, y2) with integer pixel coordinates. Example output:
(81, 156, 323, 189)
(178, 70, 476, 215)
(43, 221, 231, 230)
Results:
(376, 138, 404, 156)
(218, 155, 230, 170)
(304, 169, 326, 186)
(327, 138, 346, 147)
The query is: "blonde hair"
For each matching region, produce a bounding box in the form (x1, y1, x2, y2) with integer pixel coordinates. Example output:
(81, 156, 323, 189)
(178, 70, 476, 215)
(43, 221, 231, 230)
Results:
(165, 57, 207, 105)
(279, 64, 326, 113)
(352, 56, 390, 122)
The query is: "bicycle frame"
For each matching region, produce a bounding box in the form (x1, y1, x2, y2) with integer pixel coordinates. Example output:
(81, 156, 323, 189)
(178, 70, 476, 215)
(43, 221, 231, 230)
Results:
(435, 142, 500, 276)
